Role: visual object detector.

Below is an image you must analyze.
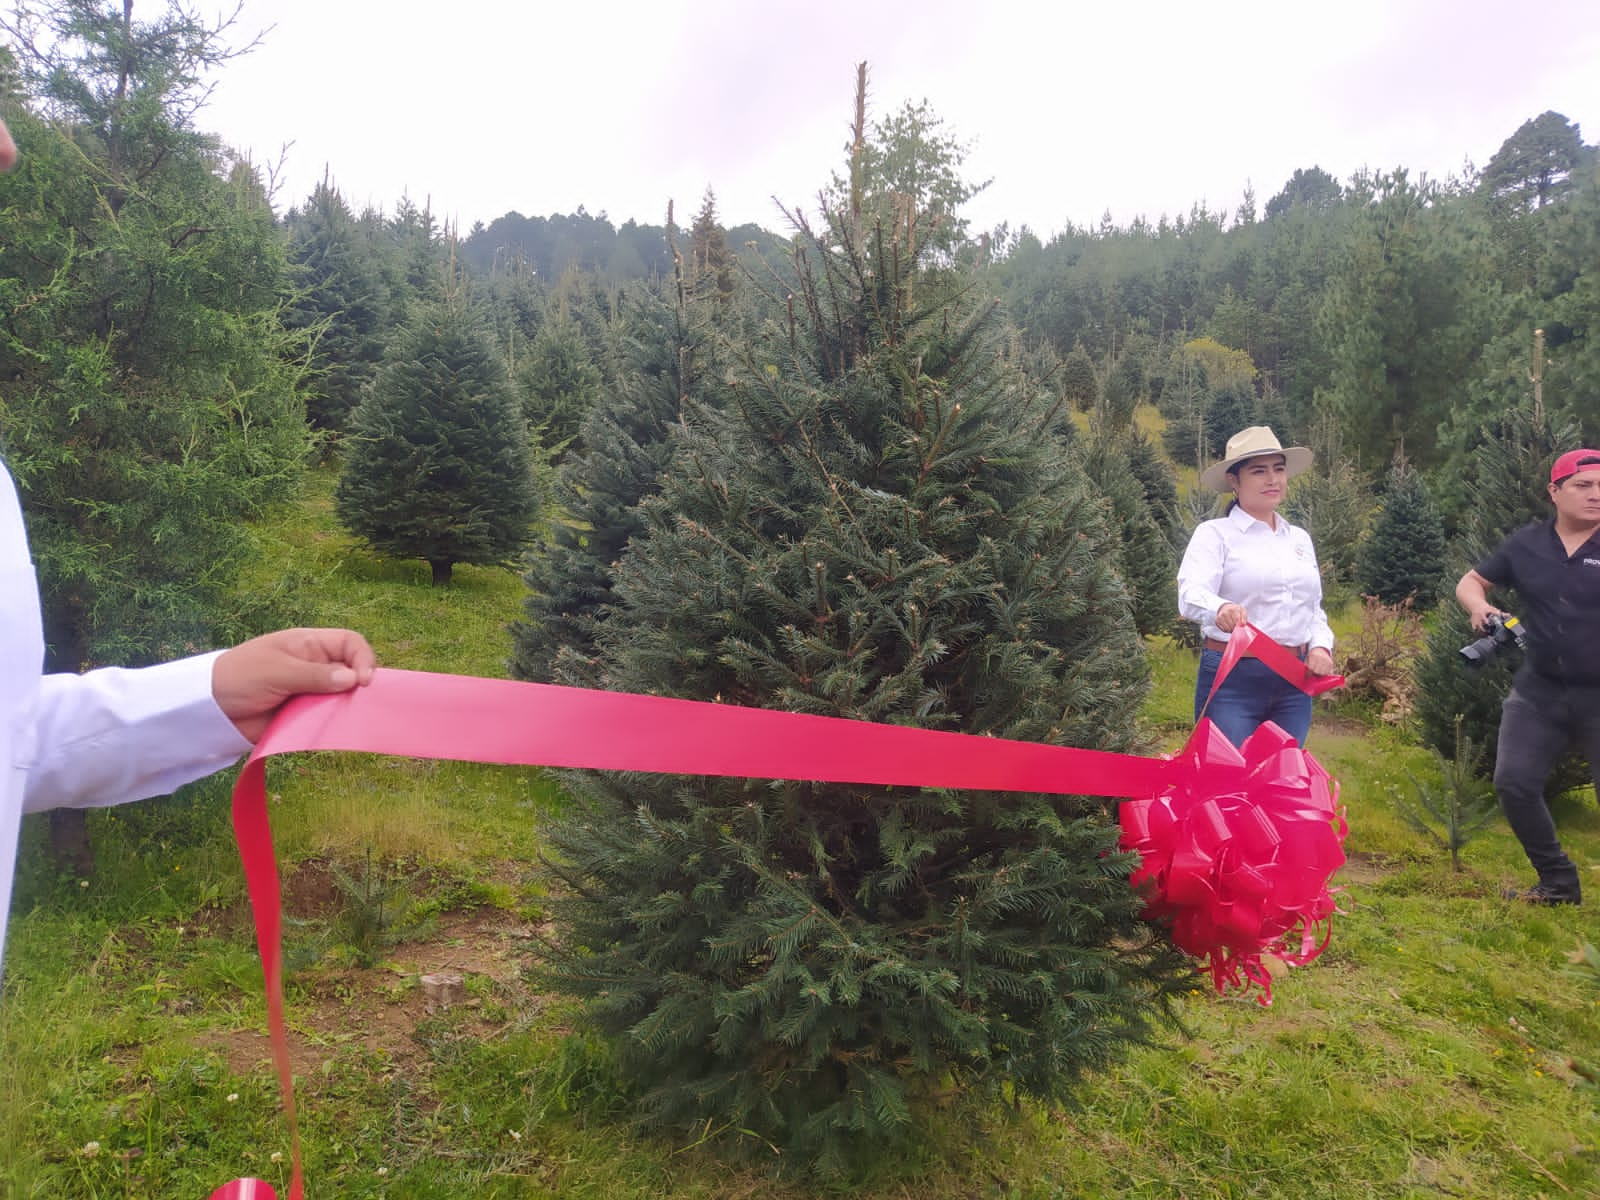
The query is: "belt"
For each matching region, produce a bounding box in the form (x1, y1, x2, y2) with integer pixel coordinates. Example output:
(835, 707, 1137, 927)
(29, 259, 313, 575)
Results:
(1205, 637, 1310, 658)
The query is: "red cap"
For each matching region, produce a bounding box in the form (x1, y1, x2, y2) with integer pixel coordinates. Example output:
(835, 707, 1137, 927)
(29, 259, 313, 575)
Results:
(1551, 449, 1600, 485)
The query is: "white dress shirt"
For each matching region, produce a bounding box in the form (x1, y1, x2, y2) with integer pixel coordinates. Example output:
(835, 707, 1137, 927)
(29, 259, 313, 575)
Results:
(1, 463, 251, 979)
(1177, 505, 1334, 651)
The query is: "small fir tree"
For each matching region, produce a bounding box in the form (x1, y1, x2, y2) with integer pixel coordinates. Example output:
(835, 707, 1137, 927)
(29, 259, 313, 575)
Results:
(1059, 345, 1099, 411)
(1203, 379, 1259, 459)
(336, 298, 538, 586)
(537, 79, 1187, 1176)
(1357, 462, 1448, 607)
(514, 310, 603, 456)
(1123, 427, 1185, 559)
(687, 186, 737, 305)
(1397, 717, 1498, 871)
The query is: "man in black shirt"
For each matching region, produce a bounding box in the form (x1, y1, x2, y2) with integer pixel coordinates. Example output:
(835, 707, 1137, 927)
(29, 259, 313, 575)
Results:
(1454, 448, 1600, 906)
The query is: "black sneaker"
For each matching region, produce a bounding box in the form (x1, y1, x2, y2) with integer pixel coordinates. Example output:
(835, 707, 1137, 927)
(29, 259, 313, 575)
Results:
(1505, 882, 1582, 906)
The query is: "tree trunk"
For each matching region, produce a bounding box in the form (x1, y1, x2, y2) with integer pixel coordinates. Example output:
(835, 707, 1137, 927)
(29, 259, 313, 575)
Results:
(430, 559, 453, 587)
(49, 810, 94, 877)
(45, 625, 95, 876)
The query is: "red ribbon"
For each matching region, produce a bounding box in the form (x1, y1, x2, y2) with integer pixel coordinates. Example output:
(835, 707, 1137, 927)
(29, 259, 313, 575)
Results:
(210, 1181, 275, 1200)
(224, 624, 1341, 1198)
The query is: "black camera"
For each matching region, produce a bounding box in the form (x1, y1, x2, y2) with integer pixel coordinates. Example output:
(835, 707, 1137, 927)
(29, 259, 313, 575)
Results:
(1459, 613, 1526, 666)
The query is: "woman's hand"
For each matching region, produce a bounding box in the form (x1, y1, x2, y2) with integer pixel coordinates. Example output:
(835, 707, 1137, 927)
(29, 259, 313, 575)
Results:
(1305, 647, 1336, 676)
(212, 628, 377, 743)
(1215, 602, 1247, 632)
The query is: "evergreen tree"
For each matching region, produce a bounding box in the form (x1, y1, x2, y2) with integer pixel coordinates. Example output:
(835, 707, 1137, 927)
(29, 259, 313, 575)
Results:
(514, 309, 603, 455)
(687, 186, 736, 304)
(1264, 166, 1343, 219)
(1356, 462, 1447, 607)
(284, 177, 390, 432)
(0, 1, 311, 873)
(1082, 433, 1177, 636)
(336, 298, 538, 586)
(1059, 345, 1098, 411)
(1123, 428, 1185, 559)
(509, 280, 705, 684)
(537, 81, 1186, 1175)
(1282, 423, 1372, 599)
(0, 2, 309, 672)
(1478, 111, 1587, 215)
(1159, 357, 1209, 466)
(1098, 352, 1144, 433)
(1203, 379, 1259, 459)
(1313, 170, 1490, 469)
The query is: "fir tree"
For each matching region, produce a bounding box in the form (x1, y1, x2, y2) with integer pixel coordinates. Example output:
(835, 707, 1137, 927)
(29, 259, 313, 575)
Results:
(514, 309, 603, 456)
(335, 298, 538, 586)
(1123, 427, 1186, 559)
(508, 280, 705, 684)
(1082, 432, 1177, 636)
(1059, 345, 1098, 411)
(688, 186, 736, 305)
(283, 177, 390, 432)
(1357, 462, 1447, 607)
(537, 80, 1186, 1175)
(1203, 379, 1259, 459)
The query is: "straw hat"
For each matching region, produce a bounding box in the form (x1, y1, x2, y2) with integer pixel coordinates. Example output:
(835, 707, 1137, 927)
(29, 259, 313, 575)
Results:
(1199, 426, 1313, 492)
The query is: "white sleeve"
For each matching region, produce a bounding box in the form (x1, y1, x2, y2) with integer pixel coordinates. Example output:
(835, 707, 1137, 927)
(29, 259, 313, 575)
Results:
(22, 652, 253, 814)
(1177, 523, 1229, 625)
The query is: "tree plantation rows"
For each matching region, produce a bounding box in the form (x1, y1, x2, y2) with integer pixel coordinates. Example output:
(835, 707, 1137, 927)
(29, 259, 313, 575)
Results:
(3, 2, 1599, 1176)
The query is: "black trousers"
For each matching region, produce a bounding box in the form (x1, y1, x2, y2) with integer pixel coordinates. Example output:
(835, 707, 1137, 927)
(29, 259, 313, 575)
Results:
(1494, 671, 1600, 893)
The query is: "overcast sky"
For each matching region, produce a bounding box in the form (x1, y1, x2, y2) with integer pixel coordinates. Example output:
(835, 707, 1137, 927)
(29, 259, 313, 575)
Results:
(200, 0, 1599, 238)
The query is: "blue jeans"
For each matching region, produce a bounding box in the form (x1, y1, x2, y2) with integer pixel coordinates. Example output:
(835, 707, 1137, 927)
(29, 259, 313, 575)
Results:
(1493, 671, 1599, 893)
(1194, 649, 1313, 748)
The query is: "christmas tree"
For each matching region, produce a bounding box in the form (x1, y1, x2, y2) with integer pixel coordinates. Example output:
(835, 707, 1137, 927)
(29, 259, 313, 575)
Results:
(536, 74, 1187, 1175)
(1356, 462, 1447, 607)
(510, 261, 718, 685)
(335, 297, 538, 586)
(1082, 431, 1177, 636)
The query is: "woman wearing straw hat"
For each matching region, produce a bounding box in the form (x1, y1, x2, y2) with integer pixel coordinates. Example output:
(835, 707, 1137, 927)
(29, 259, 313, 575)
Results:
(1177, 426, 1337, 747)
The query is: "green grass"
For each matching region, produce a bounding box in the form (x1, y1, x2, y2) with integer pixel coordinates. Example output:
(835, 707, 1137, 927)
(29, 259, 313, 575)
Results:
(3, 470, 1599, 1197)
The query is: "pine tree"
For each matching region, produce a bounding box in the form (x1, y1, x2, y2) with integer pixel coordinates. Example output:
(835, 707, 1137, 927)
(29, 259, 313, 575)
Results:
(1059, 345, 1098, 411)
(0, 2, 309, 670)
(537, 78, 1186, 1175)
(335, 298, 538, 586)
(687, 186, 736, 305)
(1082, 432, 1177, 636)
(283, 177, 391, 432)
(1356, 462, 1448, 607)
(509, 280, 706, 684)
(514, 310, 603, 456)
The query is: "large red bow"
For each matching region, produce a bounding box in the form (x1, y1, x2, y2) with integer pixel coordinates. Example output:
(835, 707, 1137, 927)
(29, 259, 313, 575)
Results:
(1119, 717, 1346, 1003)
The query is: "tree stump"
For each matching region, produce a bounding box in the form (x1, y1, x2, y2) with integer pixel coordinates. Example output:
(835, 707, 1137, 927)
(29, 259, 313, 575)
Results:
(420, 971, 465, 1012)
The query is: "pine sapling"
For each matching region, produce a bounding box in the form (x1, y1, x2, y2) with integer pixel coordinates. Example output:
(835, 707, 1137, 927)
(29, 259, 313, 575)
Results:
(1397, 716, 1499, 872)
